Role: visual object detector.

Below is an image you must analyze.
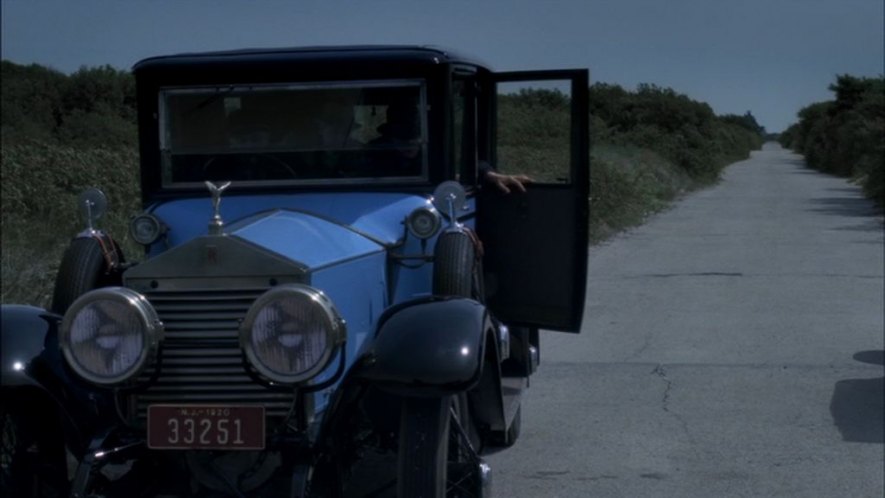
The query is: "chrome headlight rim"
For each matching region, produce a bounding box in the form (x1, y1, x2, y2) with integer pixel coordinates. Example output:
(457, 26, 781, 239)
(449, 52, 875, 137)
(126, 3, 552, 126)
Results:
(129, 213, 165, 246)
(406, 204, 442, 239)
(59, 287, 162, 385)
(240, 284, 345, 385)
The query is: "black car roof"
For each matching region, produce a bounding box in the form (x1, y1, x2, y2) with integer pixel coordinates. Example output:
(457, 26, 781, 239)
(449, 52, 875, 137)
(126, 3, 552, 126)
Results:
(133, 45, 489, 73)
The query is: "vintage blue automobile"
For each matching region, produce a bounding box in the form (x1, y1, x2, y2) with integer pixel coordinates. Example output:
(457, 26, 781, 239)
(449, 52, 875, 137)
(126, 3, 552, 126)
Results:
(1, 46, 588, 497)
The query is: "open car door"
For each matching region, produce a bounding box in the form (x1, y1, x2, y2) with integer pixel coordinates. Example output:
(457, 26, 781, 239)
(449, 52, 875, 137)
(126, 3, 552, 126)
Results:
(477, 69, 589, 332)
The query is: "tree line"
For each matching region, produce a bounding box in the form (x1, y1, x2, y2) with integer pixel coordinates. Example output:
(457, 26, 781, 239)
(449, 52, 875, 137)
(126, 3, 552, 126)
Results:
(1, 60, 137, 149)
(779, 74, 884, 207)
(0, 60, 764, 305)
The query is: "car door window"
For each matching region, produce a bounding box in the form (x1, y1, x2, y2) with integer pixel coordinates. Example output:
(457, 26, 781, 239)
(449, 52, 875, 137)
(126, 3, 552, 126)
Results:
(495, 81, 572, 185)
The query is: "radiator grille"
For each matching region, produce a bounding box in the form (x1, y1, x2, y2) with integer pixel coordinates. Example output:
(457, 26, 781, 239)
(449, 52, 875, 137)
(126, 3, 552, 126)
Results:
(131, 288, 295, 420)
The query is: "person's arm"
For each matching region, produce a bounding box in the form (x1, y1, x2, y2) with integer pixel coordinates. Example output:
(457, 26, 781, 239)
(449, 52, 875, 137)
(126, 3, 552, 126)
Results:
(479, 160, 531, 194)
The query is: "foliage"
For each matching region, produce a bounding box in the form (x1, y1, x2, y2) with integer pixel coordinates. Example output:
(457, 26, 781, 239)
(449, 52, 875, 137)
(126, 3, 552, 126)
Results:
(1, 61, 137, 148)
(500, 84, 763, 240)
(779, 75, 884, 206)
(0, 61, 67, 143)
(588, 145, 692, 242)
(588, 83, 763, 182)
(1, 141, 141, 306)
(1, 61, 142, 306)
(1, 60, 763, 305)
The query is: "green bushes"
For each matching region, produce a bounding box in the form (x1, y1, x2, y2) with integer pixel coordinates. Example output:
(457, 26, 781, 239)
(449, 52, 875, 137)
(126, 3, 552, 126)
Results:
(0, 142, 141, 305)
(500, 83, 763, 240)
(780, 75, 884, 206)
(589, 145, 692, 242)
(1, 61, 137, 148)
(589, 83, 763, 183)
(1, 61, 142, 306)
(0, 61, 764, 305)
(586, 82, 762, 237)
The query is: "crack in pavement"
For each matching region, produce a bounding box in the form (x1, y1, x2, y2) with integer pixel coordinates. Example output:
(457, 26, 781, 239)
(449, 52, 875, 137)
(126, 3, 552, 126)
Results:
(650, 364, 706, 461)
(651, 364, 673, 412)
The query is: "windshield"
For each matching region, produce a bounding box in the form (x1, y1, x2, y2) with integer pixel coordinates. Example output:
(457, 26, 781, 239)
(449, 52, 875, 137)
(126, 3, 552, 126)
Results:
(159, 80, 428, 187)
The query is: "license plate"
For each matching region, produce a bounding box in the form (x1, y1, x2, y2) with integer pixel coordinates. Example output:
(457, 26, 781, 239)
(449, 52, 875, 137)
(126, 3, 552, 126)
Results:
(147, 405, 265, 450)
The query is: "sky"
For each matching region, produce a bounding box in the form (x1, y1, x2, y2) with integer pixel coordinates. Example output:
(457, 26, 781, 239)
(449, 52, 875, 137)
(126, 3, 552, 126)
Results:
(1, 0, 882, 132)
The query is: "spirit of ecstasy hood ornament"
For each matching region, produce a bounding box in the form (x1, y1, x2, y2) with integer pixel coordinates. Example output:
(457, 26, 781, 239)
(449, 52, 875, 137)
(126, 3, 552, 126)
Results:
(205, 181, 231, 235)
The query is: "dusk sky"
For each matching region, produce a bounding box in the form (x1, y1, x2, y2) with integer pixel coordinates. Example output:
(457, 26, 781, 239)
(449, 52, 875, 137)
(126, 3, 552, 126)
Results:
(1, 0, 882, 132)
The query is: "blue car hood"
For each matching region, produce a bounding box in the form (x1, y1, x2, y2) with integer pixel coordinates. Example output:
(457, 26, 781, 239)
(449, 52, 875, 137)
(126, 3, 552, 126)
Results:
(149, 192, 435, 267)
(226, 209, 384, 270)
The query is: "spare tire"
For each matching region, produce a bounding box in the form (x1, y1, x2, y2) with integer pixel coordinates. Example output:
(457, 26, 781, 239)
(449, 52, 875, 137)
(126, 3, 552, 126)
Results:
(50, 237, 122, 315)
(432, 231, 479, 299)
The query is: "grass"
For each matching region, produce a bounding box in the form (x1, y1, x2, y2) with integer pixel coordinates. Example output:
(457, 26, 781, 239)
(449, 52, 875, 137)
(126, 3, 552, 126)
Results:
(0, 139, 704, 307)
(589, 144, 694, 242)
(1, 141, 141, 307)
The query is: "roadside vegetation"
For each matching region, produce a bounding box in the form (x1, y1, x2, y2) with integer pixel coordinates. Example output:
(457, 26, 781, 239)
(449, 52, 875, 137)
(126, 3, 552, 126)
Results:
(500, 83, 764, 240)
(779, 74, 884, 207)
(0, 60, 763, 306)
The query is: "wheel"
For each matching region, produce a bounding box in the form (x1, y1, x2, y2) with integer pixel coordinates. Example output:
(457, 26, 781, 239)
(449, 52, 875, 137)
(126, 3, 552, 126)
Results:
(0, 396, 69, 498)
(397, 395, 484, 498)
(51, 237, 121, 315)
(433, 231, 481, 299)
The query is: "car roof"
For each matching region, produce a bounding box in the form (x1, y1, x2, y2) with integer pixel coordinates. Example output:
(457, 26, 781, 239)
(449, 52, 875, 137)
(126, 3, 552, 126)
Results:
(133, 45, 489, 73)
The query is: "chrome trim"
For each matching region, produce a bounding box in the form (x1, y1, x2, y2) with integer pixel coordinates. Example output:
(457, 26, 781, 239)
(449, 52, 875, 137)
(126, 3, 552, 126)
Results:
(479, 460, 492, 497)
(406, 204, 442, 239)
(130, 213, 165, 245)
(77, 187, 107, 234)
(132, 288, 295, 419)
(529, 345, 539, 374)
(60, 287, 163, 385)
(432, 181, 468, 232)
(240, 284, 346, 385)
(498, 324, 510, 362)
(205, 181, 231, 235)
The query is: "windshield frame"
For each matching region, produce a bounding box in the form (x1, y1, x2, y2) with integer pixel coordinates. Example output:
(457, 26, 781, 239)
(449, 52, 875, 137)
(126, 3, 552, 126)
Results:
(157, 79, 430, 189)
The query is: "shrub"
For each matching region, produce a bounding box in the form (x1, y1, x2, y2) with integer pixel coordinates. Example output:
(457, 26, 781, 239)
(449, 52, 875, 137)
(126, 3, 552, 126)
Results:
(782, 75, 884, 207)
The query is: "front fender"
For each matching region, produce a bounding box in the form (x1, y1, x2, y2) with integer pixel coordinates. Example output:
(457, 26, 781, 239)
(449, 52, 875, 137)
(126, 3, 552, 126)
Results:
(357, 297, 493, 395)
(1, 304, 57, 387)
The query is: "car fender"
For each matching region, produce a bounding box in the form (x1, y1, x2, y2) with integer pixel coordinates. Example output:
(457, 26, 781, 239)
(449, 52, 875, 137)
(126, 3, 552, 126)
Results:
(1, 304, 57, 388)
(2, 304, 117, 455)
(357, 297, 495, 396)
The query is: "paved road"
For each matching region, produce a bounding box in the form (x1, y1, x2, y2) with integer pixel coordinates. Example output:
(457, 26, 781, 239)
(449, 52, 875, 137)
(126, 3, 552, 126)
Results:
(485, 143, 884, 497)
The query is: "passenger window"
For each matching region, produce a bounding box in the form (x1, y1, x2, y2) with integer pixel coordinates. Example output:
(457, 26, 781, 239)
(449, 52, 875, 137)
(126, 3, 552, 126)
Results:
(496, 81, 572, 184)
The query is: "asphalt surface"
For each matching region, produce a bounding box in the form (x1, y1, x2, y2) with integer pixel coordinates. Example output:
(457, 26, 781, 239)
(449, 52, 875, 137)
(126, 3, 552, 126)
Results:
(485, 143, 884, 498)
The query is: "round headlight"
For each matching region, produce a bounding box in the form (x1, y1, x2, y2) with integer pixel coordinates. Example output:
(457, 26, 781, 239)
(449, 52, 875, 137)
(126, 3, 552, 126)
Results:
(60, 287, 162, 385)
(130, 213, 164, 246)
(240, 285, 345, 384)
(406, 205, 441, 239)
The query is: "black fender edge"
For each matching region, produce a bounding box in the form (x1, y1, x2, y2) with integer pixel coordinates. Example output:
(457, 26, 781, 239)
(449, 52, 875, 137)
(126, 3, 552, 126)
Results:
(355, 296, 495, 396)
(2, 304, 57, 388)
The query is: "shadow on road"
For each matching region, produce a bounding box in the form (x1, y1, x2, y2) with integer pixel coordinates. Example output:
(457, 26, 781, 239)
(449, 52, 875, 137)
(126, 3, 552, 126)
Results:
(830, 350, 884, 444)
(808, 196, 881, 218)
(781, 157, 808, 168)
